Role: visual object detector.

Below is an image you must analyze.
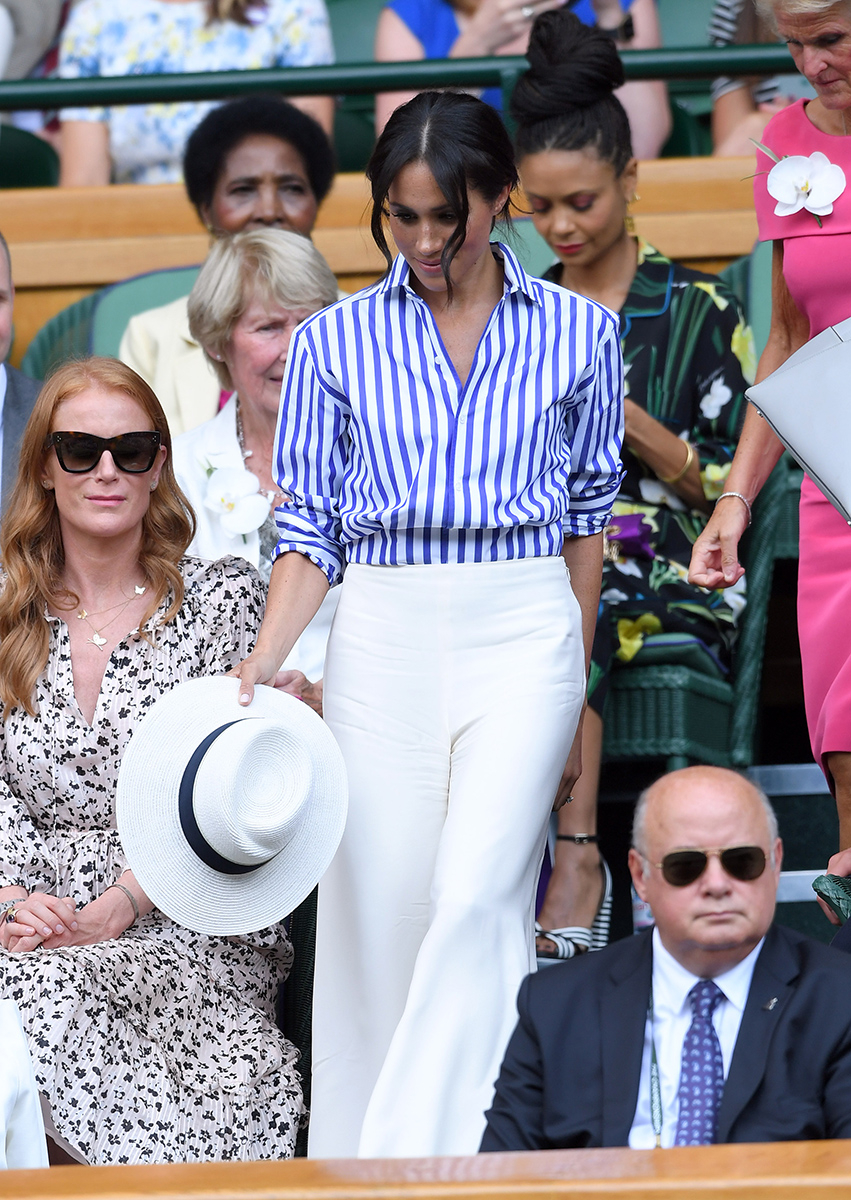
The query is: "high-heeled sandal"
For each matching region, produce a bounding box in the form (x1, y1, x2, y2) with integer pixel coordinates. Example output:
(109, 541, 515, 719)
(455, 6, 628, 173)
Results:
(536, 838, 613, 964)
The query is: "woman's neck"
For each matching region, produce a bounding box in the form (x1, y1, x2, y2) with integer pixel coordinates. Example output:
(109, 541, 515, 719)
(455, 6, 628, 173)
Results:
(58, 530, 147, 608)
(238, 395, 279, 450)
(411, 242, 504, 320)
(803, 98, 850, 137)
(558, 232, 639, 314)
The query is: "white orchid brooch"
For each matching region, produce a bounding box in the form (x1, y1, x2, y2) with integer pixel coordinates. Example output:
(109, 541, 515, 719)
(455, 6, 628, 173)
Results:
(203, 466, 269, 540)
(755, 141, 846, 227)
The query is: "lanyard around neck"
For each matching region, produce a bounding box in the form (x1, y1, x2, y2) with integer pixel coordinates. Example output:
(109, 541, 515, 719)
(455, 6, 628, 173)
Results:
(648, 982, 662, 1148)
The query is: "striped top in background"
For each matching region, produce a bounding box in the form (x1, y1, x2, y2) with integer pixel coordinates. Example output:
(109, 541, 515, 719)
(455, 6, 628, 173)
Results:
(708, 0, 784, 106)
(272, 244, 624, 586)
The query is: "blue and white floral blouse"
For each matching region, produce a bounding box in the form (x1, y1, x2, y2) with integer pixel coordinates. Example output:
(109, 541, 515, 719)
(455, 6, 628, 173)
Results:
(59, 0, 334, 184)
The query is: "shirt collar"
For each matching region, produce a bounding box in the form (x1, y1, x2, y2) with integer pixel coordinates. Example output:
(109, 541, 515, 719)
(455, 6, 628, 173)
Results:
(651, 925, 765, 1017)
(377, 242, 542, 307)
(621, 240, 676, 321)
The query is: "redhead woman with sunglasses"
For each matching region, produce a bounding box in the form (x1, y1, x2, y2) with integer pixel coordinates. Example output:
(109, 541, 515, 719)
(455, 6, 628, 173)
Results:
(0, 358, 306, 1164)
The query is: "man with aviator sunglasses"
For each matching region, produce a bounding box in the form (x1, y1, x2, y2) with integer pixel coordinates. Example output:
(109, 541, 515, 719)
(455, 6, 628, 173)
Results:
(482, 765, 851, 1151)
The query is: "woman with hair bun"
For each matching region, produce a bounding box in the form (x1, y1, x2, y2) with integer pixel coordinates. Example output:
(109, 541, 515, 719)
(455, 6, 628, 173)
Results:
(234, 88, 624, 1157)
(512, 9, 754, 961)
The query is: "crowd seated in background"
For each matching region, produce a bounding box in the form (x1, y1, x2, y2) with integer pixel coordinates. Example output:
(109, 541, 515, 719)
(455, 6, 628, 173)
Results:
(0, 358, 304, 1165)
(119, 94, 336, 436)
(509, 10, 751, 965)
(374, 0, 671, 157)
(709, 0, 812, 156)
(174, 226, 340, 700)
(482, 765, 851, 1151)
(57, 0, 334, 187)
(0, 229, 41, 514)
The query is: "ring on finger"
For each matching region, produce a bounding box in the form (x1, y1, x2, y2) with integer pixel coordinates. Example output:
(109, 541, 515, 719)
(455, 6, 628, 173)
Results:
(521, 4, 535, 18)
(5, 906, 18, 924)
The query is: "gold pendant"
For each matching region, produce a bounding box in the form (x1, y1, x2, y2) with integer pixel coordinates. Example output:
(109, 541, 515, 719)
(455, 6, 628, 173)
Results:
(77, 610, 87, 620)
(87, 633, 107, 649)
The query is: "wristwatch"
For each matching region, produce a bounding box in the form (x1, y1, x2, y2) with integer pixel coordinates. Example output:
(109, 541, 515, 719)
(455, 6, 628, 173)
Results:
(599, 13, 635, 41)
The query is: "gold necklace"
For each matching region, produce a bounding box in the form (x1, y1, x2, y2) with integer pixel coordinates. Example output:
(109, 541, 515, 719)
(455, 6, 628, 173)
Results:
(843, 109, 849, 137)
(76, 584, 146, 650)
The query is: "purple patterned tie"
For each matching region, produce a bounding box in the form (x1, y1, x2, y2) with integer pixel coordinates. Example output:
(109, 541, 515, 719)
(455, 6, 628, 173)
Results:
(674, 979, 725, 1146)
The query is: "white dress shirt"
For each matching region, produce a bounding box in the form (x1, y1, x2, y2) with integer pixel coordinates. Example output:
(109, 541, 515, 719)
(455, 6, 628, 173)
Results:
(0, 1000, 48, 1169)
(629, 927, 765, 1148)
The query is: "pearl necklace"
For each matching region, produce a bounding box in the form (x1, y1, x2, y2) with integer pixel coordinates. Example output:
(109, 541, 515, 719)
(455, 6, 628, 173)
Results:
(235, 400, 285, 506)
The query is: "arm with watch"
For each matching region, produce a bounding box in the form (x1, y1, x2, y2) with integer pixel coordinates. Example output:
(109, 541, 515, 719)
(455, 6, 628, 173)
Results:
(593, 0, 672, 160)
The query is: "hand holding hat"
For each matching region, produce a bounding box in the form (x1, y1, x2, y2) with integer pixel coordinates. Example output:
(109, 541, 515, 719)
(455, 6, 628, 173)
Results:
(117, 676, 347, 936)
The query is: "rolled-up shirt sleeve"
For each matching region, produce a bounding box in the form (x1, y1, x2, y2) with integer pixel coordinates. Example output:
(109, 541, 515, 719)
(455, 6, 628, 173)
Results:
(272, 325, 350, 586)
(563, 314, 625, 538)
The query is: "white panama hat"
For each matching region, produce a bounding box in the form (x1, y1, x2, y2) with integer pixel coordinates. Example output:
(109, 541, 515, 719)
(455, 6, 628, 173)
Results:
(116, 675, 348, 936)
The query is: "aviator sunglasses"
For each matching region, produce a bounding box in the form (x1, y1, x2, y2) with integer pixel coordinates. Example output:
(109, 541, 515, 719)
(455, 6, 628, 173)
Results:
(651, 845, 767, 888)
(46, 431, 162, 474)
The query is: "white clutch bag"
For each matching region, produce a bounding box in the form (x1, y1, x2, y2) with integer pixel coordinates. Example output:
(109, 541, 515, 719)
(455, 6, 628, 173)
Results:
(746, 314, 851, 524)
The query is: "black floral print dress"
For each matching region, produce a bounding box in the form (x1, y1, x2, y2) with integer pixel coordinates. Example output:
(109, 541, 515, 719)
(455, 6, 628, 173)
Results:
(0, 556, 304, 1164)
(545, 241, 753, 713)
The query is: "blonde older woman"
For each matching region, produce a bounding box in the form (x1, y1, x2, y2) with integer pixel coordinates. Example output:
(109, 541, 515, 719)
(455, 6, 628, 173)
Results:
(690, 0, 851, 846)
(173, 227, 339, 702)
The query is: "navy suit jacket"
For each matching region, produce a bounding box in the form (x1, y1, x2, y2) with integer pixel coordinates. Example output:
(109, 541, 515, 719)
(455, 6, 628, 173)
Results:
(481, 924, 851, 1150)
(2, 365, 41, 511)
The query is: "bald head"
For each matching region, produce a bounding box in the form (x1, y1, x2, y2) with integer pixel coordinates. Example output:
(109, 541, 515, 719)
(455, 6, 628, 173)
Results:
(633, 767, 778, 864)
(628, 767, 783, 977)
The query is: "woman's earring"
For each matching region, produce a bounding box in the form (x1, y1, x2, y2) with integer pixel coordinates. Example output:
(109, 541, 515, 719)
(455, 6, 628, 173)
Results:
(41, 480, 53, 490)
(624, 194, 641, 236)
(150, 481, 158, 492)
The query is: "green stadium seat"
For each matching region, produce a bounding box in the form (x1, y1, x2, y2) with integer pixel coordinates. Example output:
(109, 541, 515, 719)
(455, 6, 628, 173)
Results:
(602, 458, 787, 771)
(90, 265, 202, 359)
(327, 0, 386, 171)
(20, 292, 100, 381)
(0, 125, 59, 189)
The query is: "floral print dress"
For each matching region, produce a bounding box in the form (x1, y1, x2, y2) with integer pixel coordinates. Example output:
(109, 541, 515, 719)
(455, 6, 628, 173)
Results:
(59, 0, 334, 184)
(0, 557, 304, 1164)
(546, 241, 753, 713)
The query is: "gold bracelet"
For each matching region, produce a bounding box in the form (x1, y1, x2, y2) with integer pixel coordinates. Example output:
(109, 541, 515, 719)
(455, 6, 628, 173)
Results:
(658, 440, 695, 486)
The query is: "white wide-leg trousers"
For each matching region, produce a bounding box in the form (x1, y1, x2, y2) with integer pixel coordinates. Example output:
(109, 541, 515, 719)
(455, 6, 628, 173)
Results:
(309, 558, 585, 1159)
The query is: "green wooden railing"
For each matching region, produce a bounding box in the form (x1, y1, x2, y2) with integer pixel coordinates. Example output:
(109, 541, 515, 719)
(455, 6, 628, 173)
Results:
(0, 43, 792, 113)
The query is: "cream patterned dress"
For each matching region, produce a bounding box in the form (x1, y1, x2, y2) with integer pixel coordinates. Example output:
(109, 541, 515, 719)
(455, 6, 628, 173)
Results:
(59, 0, 335, 184)
(0, 556, 304, 1164)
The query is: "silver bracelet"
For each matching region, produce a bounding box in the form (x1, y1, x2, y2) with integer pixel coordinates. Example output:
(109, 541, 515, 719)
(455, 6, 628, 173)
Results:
(107, 881, 140, 924)
(716, 491, 753, 527)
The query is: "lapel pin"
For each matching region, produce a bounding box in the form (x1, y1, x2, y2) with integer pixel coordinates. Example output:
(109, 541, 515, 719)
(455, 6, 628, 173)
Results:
(763, 997, 778, 1011)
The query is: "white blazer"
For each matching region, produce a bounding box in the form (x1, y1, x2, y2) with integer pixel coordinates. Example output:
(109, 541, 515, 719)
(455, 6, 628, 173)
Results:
(172, 397, 339, 681)
(0, 1001, 48, 1169)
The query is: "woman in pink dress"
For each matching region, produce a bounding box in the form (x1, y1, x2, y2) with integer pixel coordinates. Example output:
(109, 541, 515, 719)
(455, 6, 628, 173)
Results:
(690, 0, 851, 847)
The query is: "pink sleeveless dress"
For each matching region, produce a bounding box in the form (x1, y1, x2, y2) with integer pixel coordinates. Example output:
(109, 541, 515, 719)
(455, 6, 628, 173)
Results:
(754, 99, 851, 781)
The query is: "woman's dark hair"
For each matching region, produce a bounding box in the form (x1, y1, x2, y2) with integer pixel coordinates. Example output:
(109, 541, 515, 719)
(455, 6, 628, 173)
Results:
(366, 91, 518, 298)
(183, 95, 336, 215)
(511, 10, 633, 176)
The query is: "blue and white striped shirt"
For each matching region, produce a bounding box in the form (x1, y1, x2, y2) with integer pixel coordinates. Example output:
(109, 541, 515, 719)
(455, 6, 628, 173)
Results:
(273, 244, 624, 586)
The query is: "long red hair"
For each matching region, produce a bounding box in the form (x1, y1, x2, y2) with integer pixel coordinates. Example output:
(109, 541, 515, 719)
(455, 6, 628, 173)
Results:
(0, 358, 195, 716)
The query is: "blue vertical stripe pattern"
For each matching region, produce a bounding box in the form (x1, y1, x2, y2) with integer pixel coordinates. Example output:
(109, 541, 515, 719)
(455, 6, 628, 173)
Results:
(273, 244, 624, 585)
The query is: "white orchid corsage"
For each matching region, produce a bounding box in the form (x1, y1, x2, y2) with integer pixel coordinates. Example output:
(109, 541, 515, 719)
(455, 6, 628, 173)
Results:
(203, 464, 269, 542)
(754, 140, 846, 228)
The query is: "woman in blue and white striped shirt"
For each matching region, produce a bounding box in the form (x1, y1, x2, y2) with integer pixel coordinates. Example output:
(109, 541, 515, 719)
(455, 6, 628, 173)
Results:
(234, 90, 624, 1159)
